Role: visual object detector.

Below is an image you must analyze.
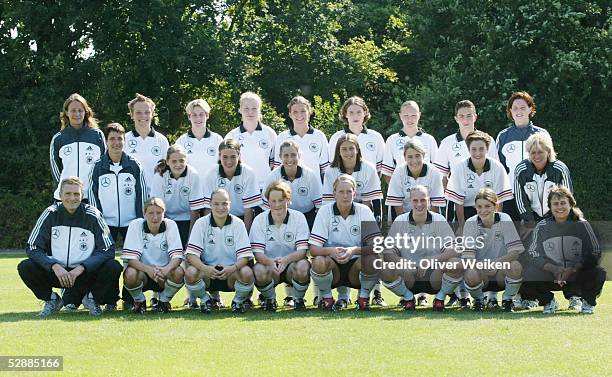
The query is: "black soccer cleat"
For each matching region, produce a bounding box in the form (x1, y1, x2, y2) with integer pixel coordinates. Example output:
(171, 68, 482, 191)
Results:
(200, 300, 212, 314)
(293, 298, 306, 310)
(502, 299, 514, 312)
(283, 296, 295, 308)
(472, 298, 484, 312)
(371, 290, 388, 307)
(263, 299, 278, 313)
(231, 301, 246, 314)
(132, 300, 147, 314)
(459, 298, 471, 309)
(333, 298, 348, 311)
(156, 301, 172, 314)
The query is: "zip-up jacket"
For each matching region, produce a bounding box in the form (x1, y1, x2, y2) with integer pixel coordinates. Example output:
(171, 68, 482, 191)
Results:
(26, 203, 114, 272)
(88, 152, 148, 227)
(50, 123, 107, 199)
(495, 122, 548, 186)
(514, 159, 573, 223)
(528, 216, 600, 271)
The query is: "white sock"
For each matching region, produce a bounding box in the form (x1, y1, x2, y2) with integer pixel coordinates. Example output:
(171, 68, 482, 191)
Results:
(465, 281, 484, 300)
(257, 280, 276, 300)
(383, 277, 413, 301)
(159, 279, 184, 302)
(292, 279, 309, 300)
(126, 282, 146, 302)
(186, 279, 210, 303)
(435, 273, 462, 301)
(502, 276, 523, 301)
(310, 270, 333, 299)
(233, 280, 255, 304)
(359, 272, 377, 298)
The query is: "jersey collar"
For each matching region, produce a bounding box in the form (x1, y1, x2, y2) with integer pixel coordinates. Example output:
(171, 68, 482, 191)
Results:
(268, 210, 290, 225)
(143, 220, 167, 234)
(102, 152, 130, 170)
(289, 126, 314, 136)
(455, 132, 464, 142)
(468, 158, 491, 172)
(399, 128, 424, 137)
(188, 129, 211, 138)
(209, 214, 233, 227)
(477, 213, 501, 227)
(408, 210, 433, 225)
(333, 203, 356, 216)
(407, 163, 428, 178)
(131, 127, 156, 138)
(343, 126, 368, 135)
(281, 166, 303, 180)
(340, 159, 362, 173)
(218, 162, 242, 178)
(239, 122, 263, 133)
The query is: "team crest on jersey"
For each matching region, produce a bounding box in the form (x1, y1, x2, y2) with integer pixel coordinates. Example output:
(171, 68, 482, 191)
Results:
(356, 181, 364, 190)
(283, 232, 295, 242)
(160, 241, 168, 252)
(207, 146, 216, 156)
(151, 146, 161, 156)
(544, 241, 554, 252)
(525, 183, 536, 192)
(217, 178, 226, 188)
(366, 142, 375, 151)
(234, 184, 243, 194)
(52, 229, 60, 239)
(484, 181, 493, 188)
(309, 143, 320, 153)
(298, 187, 308, 196)
(452, 143, 461, 152)
(101, 177, 111, 187)
(224, 235, 234, 246)
(506, 144, 516, 153)
(86, 155, 94, 164)
(79, 241, 88, 251)
(128, 140, 138, 148)
(467, 174, 475, 184)
(124, 186, 133, 196)
(495, 231, 502, 241)
(350, 225, 360, 236)
(63, 146, 73, 156)
(181, 186, 190, 196)
(259, 139, 269, 149)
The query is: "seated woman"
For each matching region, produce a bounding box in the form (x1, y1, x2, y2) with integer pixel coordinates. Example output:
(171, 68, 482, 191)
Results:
(251, 181, 311, 311)
(462, 188, 525, 312)
(122, 197, 185, 314)
(521, 186, 606, 314)
(184, 189, 255, 314)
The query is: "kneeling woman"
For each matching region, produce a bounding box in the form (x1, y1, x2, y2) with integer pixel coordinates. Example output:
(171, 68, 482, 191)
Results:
(122, 198, 185, 313)
(309, 174, 381, 311)
(461, 188, 525, 312)
(251, 181, 311, 311)
(522, 186, 606, 314)
(184, 189, 255, 314)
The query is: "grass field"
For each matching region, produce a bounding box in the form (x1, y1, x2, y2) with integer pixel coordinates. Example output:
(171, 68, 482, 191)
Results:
(1, 252, 611, 377)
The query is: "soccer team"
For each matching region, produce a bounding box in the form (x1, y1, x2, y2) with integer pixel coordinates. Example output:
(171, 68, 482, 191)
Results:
(18, 90, 606, 317)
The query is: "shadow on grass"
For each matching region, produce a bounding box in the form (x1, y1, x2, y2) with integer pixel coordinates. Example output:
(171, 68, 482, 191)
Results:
(0, 306, 587, 323)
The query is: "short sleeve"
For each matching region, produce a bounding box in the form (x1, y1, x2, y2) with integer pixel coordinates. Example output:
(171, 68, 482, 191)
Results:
(249, 213, 267, 254)
(165, 220, 185, 259)
(309, 208, 330, 247)
(122, 221, 143, 261)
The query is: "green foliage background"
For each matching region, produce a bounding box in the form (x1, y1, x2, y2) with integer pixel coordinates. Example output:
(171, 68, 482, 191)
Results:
(0, 0, 610, 247)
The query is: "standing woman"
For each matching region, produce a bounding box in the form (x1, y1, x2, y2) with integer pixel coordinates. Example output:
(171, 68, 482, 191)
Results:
(225, 91, 277, 192)
(50, 93, 106, 201)
(323, 134, 382, 208)
(264, 140, 323, 228)
(124, 93, 170, 193)
(150, 145, 205, 247)
(495, 91, 550, 220)
(176, 98, 223, 176)
(386, 140, 445, 217)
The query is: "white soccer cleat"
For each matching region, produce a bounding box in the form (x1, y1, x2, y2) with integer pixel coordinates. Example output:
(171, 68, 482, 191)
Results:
(568, 296, 582, 311)
(580, 301, 594, 314)
(542, 299, 559, 314)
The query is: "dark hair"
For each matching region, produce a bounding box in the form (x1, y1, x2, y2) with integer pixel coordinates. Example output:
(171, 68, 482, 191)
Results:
(339, 96, 371, 125)
(454, 100, 476, 115)
(105, 123, 125, 139)
(465, 130, 492, 149)
(506, 91, 536, 120)
(547, 185, 583, 220)
(331, 133, 362, 169)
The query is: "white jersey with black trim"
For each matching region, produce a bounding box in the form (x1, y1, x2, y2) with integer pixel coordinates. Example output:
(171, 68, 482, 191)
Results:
(50, 124, 107, 200)
(322, 160, 383, 204)
(381, 129, 438, 177)
(249, 209, 310, 259)
(462, 213, 524, 261)
(263, 165, 322, 212)
(201, 163, 262, 216)
(176, 129, 223, 176)
(309, 202, 381, 256)
(274, 126, 330, 175)
(433, 132, 498, 176)
(124, 128, 170, 192)
(122, 218, 184, 266)
(225, 123, 277, 191)
(328, 127, 385, 172)
(445, 158, 513, 207)
(150, 165, 205, 221)
(386, 162, 445, 211)
(387, 211, 454, 260)
(186, 214, 253, 266)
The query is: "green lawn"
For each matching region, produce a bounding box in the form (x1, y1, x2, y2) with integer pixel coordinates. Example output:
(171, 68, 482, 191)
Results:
(1, 252, 610, 377)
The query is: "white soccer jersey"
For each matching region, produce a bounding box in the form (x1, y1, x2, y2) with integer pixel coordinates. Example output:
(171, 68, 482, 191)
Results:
(201, 163, 262, 216)
(186, 214, 253, 266)
(124, 128, 170, 192)
(309, 202, 381, 255)
(433, 132, 498, 176)
(150, 165, 205, 221)
(462, 213, 524, 260)
(225, 123, 277, 191)
(122, 218, 184, 266)
(176, 129, 223, 176)
(385, 162, 445, 211)
(250, 209, 310, 259)
(274, 127, 330, 175)
(263, 166, 323, 212)
(322, 160, 383, 204)
(381, 129, 438, 177)
(328, 127, 385, 172)
(445, 158, 513, 207)
(387, 211, 455, 260)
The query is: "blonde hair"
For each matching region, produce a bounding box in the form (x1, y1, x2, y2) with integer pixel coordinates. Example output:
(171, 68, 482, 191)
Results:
(59, 93, 99, 130)
(526, 133, 556, 162)
(144, 197, 166, 213)
(239, 91, 263, 122)
(185, 98, 211, 115)
(128, 93, 156, 115)
(265, 180, 292, 201)
(333, 174, 357, 192)
(399, 100, 420, 113)
(59, 176, 84, 194)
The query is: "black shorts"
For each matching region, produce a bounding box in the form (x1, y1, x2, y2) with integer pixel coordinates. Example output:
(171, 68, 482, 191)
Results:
(331, 257, 359, 289)
(411, 268, 437, 295)
(143, 277, 164, 293)
(483, 280, 503, 292)
(208, 278, 232, 292)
